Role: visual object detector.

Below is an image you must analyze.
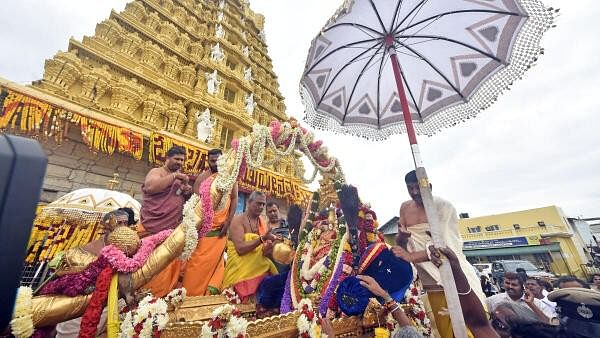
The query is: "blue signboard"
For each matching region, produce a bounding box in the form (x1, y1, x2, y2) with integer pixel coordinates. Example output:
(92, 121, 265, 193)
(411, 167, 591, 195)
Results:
(464, 236, 529, 250)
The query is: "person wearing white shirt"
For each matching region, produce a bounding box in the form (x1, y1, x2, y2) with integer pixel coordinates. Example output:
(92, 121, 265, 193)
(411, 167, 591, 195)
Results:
(486, 272, 555, 324)
(525, 277, 557, 315)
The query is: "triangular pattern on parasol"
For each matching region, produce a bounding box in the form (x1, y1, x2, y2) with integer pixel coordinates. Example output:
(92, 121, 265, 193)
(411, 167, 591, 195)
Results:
(301, 0, 557, 140)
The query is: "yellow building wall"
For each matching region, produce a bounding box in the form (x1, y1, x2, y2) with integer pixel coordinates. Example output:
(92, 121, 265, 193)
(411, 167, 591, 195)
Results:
(458, 206, 588, 277)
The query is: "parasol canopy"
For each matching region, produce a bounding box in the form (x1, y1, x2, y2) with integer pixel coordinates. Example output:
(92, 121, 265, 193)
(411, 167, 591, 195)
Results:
(301, 0, 556, 140)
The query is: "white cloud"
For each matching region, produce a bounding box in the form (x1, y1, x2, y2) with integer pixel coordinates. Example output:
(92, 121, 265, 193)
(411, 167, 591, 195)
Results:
(1, 0, 598, 223)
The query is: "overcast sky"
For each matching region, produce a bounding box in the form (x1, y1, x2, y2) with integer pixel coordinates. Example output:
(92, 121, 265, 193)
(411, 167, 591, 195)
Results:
(1, 0, 598, 223)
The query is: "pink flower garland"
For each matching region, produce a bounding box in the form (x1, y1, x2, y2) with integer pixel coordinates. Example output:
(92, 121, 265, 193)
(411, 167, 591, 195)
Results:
(100, 229, 173, 273)
(198, 177, 215, 238)
(269, 120, 282, 140)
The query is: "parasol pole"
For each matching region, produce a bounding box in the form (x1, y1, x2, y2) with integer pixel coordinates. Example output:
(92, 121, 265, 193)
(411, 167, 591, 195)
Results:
(385, 35, 468, 338)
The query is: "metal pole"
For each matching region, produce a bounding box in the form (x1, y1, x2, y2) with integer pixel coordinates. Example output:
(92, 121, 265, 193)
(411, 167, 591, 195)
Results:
(385, 35, 468, 338)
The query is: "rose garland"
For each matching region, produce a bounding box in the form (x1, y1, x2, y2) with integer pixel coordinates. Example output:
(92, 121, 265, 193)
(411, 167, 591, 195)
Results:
(200, 304, 249, 338)
(165, 287, 187, 308)
(40, 229, 173, 297)
(181, 193, 200, 260)
(222, 287, 241, 305)
(119, 293, 171, 338)
(79, 266, 113, 338)
(39, 255, 108, 297)
(297, 299, 323, 338)
(385, 285, 432, 337)
(10, 286, 34, 338)
(100, 229, 172, 273)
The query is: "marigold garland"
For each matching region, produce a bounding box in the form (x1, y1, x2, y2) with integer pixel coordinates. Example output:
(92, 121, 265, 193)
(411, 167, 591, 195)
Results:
(0, 88, 143, 159)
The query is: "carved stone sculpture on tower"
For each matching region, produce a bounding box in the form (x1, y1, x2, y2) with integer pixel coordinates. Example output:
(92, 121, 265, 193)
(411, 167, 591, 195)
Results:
(215, 24, 225, 39)
(244, 93, 257, 116)
(205, 70, 221, 95)
(244, 66, 253, 82)
(242, 46, 250, 57)
(259, 29, 266, 42)
(219, 0, 225, 10)
(110, 77, 144, 117)
(142, 89, 166, 125)
(80, 65, 111, 103)
(217, 11, 224, 23)
(210, 42, 225, 63)
(195, 108, 214, 142)
(43, 50, 82, 91)
(165, 100, 188, 133)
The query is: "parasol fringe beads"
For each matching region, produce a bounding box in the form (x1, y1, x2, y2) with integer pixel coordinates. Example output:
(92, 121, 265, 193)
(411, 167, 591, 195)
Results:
(301, 0, 557, 141)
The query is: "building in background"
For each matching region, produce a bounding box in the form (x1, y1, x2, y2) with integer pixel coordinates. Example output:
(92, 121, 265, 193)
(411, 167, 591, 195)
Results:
(0, 0, 310, 212)
(458, 206, 591, 278)
(379, 216, 399, 246)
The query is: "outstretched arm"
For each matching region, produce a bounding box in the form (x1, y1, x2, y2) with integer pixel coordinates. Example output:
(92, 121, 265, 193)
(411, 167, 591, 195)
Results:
(433, 247, 499, 337)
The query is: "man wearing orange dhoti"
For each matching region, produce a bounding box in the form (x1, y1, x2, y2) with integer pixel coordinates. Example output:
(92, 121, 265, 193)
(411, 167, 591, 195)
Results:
(223, 191, 278, 303)
(183, 149, 238, 296)
(138, 146, 193, 297)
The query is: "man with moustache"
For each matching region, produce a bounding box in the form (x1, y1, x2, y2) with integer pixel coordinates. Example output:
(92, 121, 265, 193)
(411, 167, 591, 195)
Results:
(486, 272, 554, 323)
(138, 145, 193, 297)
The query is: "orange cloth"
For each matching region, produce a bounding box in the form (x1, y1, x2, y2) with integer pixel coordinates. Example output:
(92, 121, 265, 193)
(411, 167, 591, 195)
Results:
(137, 222, 181, 298)
(182, 197, 232, 296)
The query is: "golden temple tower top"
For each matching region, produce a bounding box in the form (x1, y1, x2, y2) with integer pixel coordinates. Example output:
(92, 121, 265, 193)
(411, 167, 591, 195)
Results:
(33, 0, 287, 151)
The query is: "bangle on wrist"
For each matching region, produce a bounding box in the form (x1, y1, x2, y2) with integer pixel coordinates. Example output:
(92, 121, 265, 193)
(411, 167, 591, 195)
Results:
(457, 286, 472, 296)
(383, 294, 393, 302)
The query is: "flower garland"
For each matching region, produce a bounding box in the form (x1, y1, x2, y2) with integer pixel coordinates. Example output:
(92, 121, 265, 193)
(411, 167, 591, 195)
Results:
(39, 256, 109, 297)
(321, 250, 352, 316)
(200, 304, 249, 338)
(199, 176, 216, 236)
(165, 287, 187, 308)
(295, 222, 346, 301)
(119, 294, 171, 338)
(280, 271, 293, 314)
(297, 299, 323, 338)
(100, 229, 172, 273)
(79, 266, 114, 338)
(181, 193, 200, 260)
(385, 285, 432, 337)
(10, 286, 34, 338)
(222, 287, 241, 305)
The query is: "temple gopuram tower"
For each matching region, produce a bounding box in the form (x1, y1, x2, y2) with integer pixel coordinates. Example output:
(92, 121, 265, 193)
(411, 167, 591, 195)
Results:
(0, 0, 309, 211)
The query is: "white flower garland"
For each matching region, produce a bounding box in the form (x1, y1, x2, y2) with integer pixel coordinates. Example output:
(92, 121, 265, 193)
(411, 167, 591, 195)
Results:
(165, 287, 187, 308)
(297, 298, 324, 338)
(200, 303, 249, 338)
(385, 284, 432, 337)
(10, 286, 33, 338)
(211, 121, 344, 199)
(119, 295, 169, 338)
(221, 287, 241, 305)
(180, 194, 200, 260)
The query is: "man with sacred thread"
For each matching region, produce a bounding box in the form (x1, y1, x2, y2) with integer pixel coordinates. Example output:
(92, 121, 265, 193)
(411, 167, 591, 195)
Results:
(222, 191, 279, 303)
(393, 170, 485, 338)
(184, 148, 238, 296)
(137, 146, 193, 297)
